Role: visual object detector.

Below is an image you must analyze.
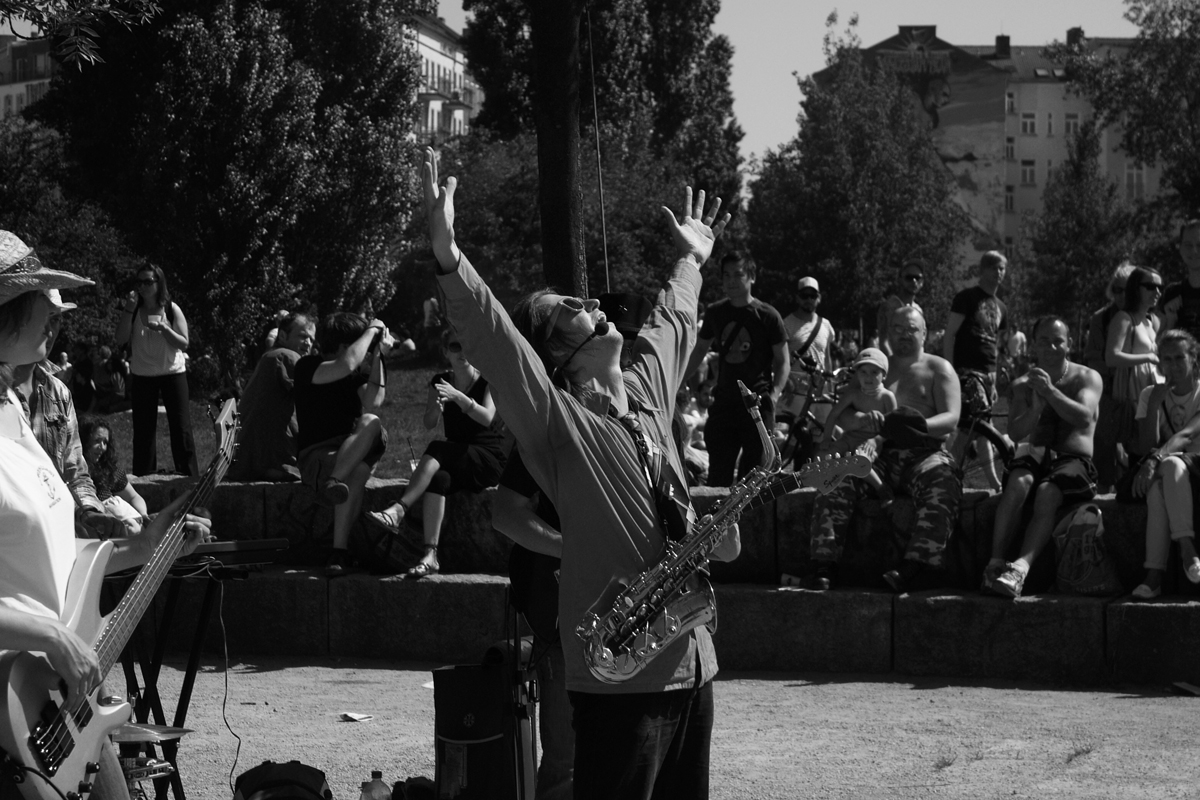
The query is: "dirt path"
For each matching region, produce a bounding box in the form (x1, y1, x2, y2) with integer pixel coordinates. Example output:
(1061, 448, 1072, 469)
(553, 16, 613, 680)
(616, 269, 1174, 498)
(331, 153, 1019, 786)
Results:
(141, 657, 1199, 800)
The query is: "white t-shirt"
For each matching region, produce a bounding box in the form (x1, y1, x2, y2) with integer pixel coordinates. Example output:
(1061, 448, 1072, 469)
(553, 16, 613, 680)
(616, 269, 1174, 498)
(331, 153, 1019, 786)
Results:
(0, 391, 78, 620)
(1135, 382, 1200, 454)
(780, 312, 836, 421)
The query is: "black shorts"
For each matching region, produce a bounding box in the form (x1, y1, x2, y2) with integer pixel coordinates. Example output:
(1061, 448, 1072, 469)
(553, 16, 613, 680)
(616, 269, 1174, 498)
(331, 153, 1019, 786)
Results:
(1007, 452, 1097, 506)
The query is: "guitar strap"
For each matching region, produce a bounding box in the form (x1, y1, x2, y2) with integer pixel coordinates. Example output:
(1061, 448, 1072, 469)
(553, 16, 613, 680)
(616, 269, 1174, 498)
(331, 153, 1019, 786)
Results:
(609, 397, 693, 543)
(794, 314, 824, 364)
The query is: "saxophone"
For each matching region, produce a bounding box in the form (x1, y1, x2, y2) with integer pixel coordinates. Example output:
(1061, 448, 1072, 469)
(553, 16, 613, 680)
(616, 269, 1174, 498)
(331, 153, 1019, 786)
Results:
(576, 380, 781, 684)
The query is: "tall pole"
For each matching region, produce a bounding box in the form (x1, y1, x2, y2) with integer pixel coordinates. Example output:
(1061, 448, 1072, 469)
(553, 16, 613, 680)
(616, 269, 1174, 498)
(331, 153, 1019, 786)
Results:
(525, 0, 587, 296)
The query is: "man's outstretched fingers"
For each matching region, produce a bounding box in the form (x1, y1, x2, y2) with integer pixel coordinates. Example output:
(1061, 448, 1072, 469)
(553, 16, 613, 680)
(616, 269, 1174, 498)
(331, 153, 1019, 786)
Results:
(694, 189, 706, 220)
(682, 186, 693, 219)
(703, 196, 723, 226)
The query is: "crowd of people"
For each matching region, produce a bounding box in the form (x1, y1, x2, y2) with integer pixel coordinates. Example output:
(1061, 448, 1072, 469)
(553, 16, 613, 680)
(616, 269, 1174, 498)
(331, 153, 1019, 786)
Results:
(4, 152, 1200, 800)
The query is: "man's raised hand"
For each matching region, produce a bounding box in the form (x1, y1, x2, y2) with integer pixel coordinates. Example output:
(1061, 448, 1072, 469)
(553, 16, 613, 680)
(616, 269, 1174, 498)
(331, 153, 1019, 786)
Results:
(422, 147, 460, 271)
(661, 186, 730, 267)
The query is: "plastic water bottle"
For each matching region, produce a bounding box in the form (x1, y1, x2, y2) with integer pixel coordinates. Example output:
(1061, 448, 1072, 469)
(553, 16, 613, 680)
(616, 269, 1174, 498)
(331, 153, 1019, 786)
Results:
(359, 771, 391, 800)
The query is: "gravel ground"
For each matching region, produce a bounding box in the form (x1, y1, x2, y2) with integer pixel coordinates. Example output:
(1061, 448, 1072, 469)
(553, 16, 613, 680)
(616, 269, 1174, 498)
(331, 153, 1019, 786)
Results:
(127, 656, 1200, 800)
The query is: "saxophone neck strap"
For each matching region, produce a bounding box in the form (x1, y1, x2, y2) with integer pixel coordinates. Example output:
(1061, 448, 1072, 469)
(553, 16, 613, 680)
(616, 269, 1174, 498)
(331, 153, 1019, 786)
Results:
(608, 398, 691, 543)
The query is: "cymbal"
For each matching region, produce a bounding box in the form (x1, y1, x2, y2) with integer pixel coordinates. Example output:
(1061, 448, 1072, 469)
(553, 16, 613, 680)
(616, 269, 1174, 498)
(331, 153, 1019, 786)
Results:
(111, 722, 194, 743)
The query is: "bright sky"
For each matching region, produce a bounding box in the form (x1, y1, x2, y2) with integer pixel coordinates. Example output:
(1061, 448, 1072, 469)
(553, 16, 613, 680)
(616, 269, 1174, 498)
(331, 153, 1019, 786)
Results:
(439, 0, 1140, 165)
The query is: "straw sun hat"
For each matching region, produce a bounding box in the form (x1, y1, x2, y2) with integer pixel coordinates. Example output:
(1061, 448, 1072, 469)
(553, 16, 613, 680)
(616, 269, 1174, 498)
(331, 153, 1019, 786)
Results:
(0, 230, 93, 308)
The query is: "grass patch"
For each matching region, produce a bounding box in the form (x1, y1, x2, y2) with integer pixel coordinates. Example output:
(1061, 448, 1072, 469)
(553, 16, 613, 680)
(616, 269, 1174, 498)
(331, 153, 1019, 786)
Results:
(104, 359, 444, 481)
(1065, 744, 1094, 764)
(933, 754, 957, 771)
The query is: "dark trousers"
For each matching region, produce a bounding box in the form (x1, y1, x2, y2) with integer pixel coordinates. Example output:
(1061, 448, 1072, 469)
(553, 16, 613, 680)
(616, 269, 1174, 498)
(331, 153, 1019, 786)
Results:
(131, 372, 199, 476)
(569, 680, 713, 800)
(705, 395, 775, 487)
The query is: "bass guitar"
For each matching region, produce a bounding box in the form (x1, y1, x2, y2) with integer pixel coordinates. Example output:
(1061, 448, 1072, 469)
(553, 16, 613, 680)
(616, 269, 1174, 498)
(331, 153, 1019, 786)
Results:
(749, 444, 875, 508)
(0, 399, 238, 800)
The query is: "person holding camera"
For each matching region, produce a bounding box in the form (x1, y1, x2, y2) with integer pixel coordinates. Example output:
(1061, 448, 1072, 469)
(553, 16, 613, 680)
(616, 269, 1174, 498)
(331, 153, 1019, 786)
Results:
(367, 329, 506, 578)
(114, 264, 198, 476)
(293, 312, 393, 576)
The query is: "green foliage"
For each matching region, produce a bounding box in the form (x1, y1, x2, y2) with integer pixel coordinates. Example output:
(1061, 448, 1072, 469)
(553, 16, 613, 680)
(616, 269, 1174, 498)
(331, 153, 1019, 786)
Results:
(1023, 121, 1137, 326)
(0, 117, 142, 350)
(33, 0, 422, 378)
(1046, 0, 1200, 217)
(746, 16, 969, 330)
(0, 0, 162, 66)
(461, 0, 743, 209)
(395, 127, 703, 308)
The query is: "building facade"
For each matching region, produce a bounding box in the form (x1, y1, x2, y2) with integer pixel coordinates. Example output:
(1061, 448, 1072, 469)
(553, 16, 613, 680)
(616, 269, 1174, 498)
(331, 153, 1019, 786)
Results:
(412, 14, 481, 144)
(862, 26, 1160, 264)
(0, 37, 56, 119)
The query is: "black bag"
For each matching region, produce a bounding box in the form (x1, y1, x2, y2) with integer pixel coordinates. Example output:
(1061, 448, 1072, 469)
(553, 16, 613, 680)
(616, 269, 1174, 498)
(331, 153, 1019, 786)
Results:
(433, 611, 536, 799)
(1053, 504, 1124, 597)
(351, 516, 423, 575)
(233, 760, 332, 800)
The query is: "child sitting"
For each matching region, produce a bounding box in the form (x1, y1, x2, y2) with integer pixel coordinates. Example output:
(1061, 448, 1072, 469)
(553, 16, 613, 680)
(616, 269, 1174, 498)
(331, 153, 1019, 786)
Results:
(820, 348, 898, 504)
(79, 414, 151, 534)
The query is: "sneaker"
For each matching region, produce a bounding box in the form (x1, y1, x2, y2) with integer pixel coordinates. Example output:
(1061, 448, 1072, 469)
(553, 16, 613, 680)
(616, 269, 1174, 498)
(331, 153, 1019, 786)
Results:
(980, 562, 1005, 594)
(992, 564, 1026, 598)
(325, 549, 352, 578)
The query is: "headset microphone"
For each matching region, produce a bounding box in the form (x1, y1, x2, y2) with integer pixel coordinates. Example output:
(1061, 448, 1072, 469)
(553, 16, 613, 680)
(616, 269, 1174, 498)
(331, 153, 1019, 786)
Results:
(594, 320, 610, 337)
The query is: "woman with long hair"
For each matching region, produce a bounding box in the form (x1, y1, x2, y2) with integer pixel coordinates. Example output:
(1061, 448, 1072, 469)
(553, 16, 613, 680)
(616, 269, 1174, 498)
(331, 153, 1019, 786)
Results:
(1106, 266, 1163, 467)
(115, 264, 199, 476)
(1129, 330, 1200, 598)
(79, 413, 151, 535)
(368, 329, 506, 578)
(0, 230, 211, 800)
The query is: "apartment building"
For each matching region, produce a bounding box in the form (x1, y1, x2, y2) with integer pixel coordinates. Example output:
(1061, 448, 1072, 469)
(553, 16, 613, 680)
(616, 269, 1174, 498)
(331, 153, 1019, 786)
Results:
(413, 14, 482, 144)
(861, 25, 1160, 264)
(0, 36, 55, 119)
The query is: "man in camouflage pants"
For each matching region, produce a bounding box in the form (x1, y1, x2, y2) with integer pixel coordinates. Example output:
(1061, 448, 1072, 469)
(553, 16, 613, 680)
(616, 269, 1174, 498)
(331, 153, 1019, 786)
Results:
(809, 306, 963, 592)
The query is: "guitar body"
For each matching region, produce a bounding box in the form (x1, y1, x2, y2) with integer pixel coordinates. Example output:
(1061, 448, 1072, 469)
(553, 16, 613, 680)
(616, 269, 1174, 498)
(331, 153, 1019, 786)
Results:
(0, 540, 131, 800)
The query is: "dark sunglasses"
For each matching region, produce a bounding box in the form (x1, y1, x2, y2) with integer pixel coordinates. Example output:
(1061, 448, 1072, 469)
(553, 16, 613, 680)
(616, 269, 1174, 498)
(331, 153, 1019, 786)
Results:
(136, 278, 157, 286)
(1144, 283, 1164, 291)
(798, 291, 820, 299)
(446, 341, 463, 353)
(543, 296, 587, 343)
(903, 274, 924, 282)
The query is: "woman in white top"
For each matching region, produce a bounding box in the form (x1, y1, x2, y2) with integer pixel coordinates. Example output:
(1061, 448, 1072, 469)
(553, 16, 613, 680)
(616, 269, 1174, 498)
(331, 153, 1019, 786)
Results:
(0, 230, 212, 800)
(1129, 329, 1200, 599)
(115, 264, 198, 476)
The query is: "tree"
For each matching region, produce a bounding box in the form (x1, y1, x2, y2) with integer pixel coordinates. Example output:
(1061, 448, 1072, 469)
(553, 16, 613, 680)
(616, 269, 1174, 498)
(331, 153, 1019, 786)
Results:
(747, 16, 968, 331)
(460, 0, 744, 291)
(1, 0, 162, 65)
(0, 117, 143, 350)
(1046, 0, 1200, 217)
(34, 0, 422, 377)
(1023, 121, 1137, 329)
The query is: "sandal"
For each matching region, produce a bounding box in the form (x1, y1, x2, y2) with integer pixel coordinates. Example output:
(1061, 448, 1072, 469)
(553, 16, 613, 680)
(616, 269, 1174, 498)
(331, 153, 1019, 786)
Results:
(320, 477, 350, 506)
(366, 502, 408, 536)
(406, 545, 439, 580)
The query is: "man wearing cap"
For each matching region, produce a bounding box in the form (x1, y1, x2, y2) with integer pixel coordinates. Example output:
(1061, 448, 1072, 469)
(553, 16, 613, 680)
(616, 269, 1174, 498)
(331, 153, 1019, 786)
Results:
(7, 287, 124, 540)
(687, 251, 789, 486)
(778, 276, 836, 466)
(877, 261, 925, 357)
(809, 306, 962, 592)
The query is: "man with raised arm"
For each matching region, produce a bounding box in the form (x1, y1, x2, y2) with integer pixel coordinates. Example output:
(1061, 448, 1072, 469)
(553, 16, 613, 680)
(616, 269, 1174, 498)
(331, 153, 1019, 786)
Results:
(984, 316, 1101, 598)
(422, 147, 736, 799)
(808, 306, 962, 592)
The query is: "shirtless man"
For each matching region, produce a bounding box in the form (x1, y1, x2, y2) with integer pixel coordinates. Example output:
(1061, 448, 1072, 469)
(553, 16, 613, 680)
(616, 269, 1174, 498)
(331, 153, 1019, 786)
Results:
(984, 316, 1101, 598)
(809, 306, 962, 592)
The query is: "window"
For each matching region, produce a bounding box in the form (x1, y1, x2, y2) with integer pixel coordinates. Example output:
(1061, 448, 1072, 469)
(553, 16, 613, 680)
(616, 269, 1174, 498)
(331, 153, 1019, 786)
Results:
(1005, 136, 1015, 160)
(1005, 185, 1015, 212)
(1047, 112, 1054, 136)
(1020, 160, 1036, 186)
(2, 95, 10, 117)
(1126, 164, 1145, 200)
(1004, 237, 1014, 260)
(1020, 113, 1036, 135)
(1065, 113, 1081, 136)
(1006, 92, 1015, 114)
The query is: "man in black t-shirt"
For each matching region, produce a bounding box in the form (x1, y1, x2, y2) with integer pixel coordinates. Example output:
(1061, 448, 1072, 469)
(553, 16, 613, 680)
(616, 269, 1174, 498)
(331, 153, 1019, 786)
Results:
(1161, 219, 1200, 341)
(944, 250, 1009, 489)
(294, 311, 393, 576)
(685, 251, 789, 486)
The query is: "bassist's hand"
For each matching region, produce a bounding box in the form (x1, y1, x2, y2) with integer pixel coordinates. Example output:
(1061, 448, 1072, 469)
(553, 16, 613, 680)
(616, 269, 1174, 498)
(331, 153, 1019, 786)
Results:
(142, 496, 214, 558)
(44, 622, 102, 711)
